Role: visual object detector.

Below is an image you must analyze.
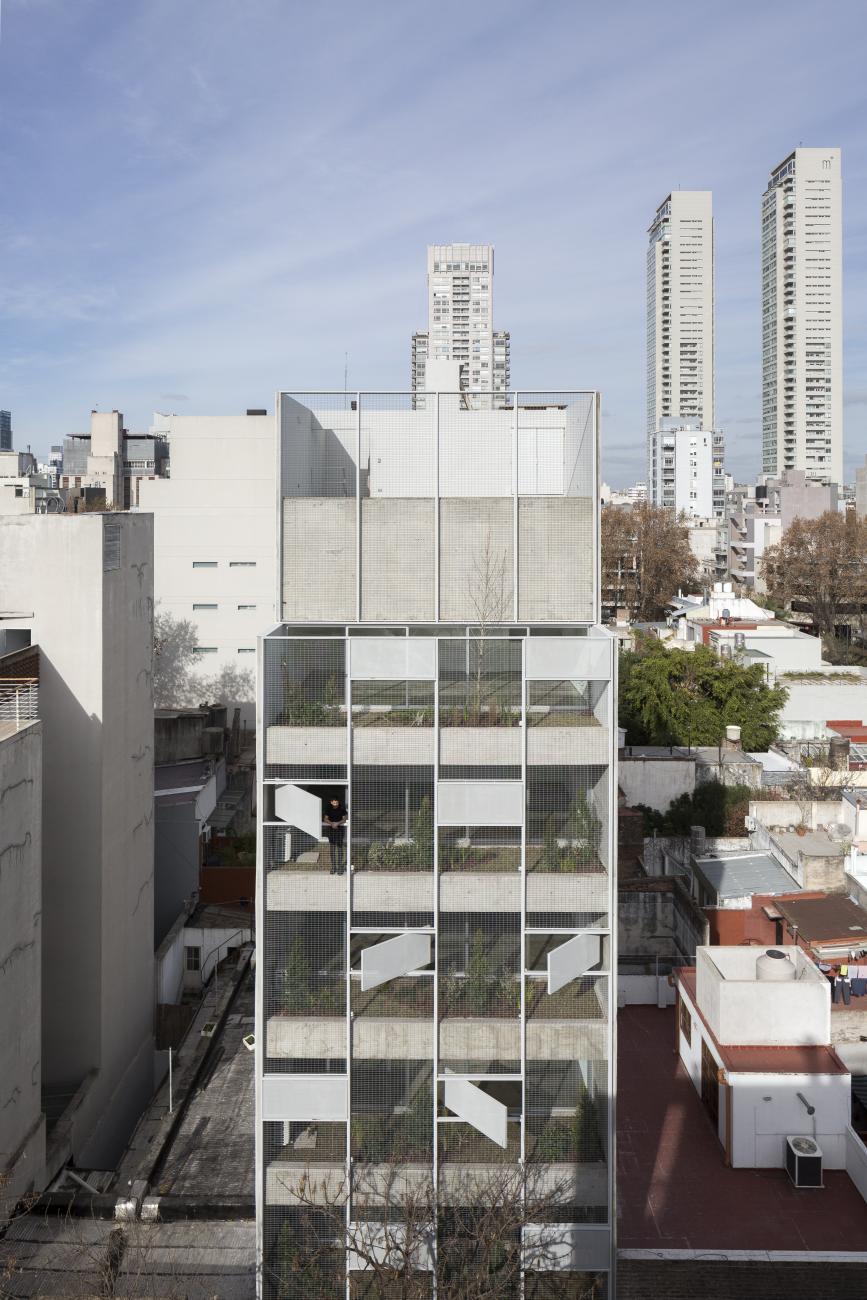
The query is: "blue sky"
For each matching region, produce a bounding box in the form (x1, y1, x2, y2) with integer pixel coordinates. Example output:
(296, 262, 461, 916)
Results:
(1, 0, 865, 485)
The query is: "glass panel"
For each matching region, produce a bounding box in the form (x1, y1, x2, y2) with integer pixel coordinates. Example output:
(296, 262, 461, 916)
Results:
(526, 767, 606, 874)
(352, 767, 434, 871)
(527, 679, 605, 727)
(438, 637, 521, 727)
(352, 680, 434, 726)
(438, 825, 521, 873)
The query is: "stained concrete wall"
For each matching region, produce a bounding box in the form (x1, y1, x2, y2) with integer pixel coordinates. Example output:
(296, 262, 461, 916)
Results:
(518, 496, 594, 622)
(618, 757, 695, 813)
(282, 498, 355, 621)
(0, 514, 155, 1168)
(439, 498, 513, 622)
(360, 499, 435, 622)
(0, 722, 46, 1206)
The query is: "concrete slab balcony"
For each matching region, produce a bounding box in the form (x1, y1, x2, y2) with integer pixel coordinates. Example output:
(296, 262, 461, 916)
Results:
(266, 1016, 344, 1059)
(265, 725, 346, 766)
(440, 728, 522, 766)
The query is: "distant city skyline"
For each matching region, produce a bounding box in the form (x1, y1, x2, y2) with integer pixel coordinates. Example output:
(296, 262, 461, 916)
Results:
(1, 0, 866, 486)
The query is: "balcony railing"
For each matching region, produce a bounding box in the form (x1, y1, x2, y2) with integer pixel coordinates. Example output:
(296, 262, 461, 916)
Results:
(0, 678, 38, 730)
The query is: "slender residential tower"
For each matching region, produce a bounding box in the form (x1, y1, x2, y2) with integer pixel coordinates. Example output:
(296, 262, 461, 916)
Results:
(761, 148, 843, 484)
(646, 191, 715, 486)
(256, 388, 617, 1296)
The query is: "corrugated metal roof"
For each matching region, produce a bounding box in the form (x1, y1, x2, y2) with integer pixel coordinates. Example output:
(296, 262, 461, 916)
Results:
(694, 851, 799, 899)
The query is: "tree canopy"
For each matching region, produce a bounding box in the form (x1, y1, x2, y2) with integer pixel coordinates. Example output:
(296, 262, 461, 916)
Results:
(601, 503, 698, 622)
(762, 510, 867, 641)
(619, 640, 788, 751)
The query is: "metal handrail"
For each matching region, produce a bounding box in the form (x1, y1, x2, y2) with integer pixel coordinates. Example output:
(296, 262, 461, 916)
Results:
(0, 680, 39, 729)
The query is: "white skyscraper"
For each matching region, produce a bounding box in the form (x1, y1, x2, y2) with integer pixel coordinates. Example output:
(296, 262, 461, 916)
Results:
(761, 148, 843, 485)
(411, 244, 510, 401)
(646, 192, 715, 483)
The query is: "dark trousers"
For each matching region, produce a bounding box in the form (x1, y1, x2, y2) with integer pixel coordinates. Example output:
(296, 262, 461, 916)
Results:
(325, 825, 345, 871)
(834, 977, 851, 1005)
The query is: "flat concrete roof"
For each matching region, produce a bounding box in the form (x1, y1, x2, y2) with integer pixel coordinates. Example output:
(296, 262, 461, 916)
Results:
(776, 829, 846, 859)
(694, 851, 800, 899)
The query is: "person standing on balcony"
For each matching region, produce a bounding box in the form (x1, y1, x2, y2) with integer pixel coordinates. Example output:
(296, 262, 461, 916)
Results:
(323, 794, 348, 874)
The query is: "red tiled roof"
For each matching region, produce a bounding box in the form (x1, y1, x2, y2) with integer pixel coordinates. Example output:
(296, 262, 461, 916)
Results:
(676, 968, 848, 1075)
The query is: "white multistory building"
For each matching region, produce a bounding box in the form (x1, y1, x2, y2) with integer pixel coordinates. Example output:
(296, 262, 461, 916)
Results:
(136, 410, 279, 718)
(647, 191, 715, 489)
(648, 420, 725, 518)
(761, 148, 843, 485)
(256, 389, 617, 1297)
(411, 244, 510, 402)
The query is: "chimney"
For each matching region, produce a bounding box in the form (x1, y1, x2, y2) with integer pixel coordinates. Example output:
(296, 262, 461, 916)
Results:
(723, 725, 742, 752)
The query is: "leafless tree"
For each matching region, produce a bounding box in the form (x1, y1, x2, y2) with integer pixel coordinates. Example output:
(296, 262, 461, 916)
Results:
(466, 531, 512, 720)
(263, 1159, 596, 1300)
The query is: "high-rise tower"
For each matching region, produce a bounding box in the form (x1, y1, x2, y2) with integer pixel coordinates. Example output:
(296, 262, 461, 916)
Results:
(411, 244, 510, 402)
(646, 192, 715, 484)
(761, 148, 842, 484)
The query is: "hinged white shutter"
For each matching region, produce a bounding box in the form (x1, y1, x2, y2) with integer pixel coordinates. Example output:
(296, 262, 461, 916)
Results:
(273, 784, 323, 839)
(547, 933, 600, 995)
(361, 932, 431, 991)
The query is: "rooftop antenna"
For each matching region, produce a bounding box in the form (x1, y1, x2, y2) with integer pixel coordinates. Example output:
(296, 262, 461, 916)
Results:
(344, 352, 348, 394)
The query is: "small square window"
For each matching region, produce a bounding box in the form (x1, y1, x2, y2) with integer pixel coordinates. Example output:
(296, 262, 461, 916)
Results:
(185, 945, 201, 971)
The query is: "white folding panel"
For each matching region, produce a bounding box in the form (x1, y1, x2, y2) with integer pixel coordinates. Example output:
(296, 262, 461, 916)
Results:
(437, 780, 524, 827)
(525, 636, 612, 681)
(360, 931, 432, 991)
(262, 1073, 347, 1122)
(349, 637, 436, 680)
(522, 1224, 611, 1272)
(443, 1077, 508, 1148)
(273, 783, 323, 839)
(547, 933, 601, 995)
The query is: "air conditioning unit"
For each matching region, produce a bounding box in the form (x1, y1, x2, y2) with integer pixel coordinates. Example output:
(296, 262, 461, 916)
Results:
(785, 1135, 823, 1188)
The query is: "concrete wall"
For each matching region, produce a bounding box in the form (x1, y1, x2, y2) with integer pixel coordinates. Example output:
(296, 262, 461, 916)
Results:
(360, 499, 435, 622)
(0, 514, 156, 1167)
(729, 1071, 848, 1169)
(137, 413, 278, 710)
(778, 675, 867, 740)
(154, 800, 200, 947)
(0, 722, 46, 1205)
(618, 757, 695, 812)
(282, 498, 355, 622)
(696, 945, 830, 1046)
(439, 498, 513, 622)
(518, 497, 594, 622)
(846, 1126, 867, 1203)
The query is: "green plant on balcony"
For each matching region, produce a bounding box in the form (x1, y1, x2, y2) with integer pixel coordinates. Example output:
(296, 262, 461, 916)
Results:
(573, 1087, 603, 1162)
(466, 929, 491, 1017)
(278, 672, 343, 726)
(280, 936, 311, 1014)
(535, 1121, 573, 1163)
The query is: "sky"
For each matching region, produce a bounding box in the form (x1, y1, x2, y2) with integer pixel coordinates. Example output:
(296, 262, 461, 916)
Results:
(0, 0, 865, 487)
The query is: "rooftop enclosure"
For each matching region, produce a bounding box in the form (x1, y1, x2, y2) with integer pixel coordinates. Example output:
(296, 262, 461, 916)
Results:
(280, 392, 598, 625)
(695, 945, 830, 1047)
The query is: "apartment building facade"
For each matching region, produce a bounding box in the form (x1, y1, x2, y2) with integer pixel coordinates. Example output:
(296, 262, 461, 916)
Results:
(761, 148, 843, 484)
(646, 191, 715, 486)
(648, 420, 725, 518)
(256, 391, 617, 1296)
(411, 245, 510, 403)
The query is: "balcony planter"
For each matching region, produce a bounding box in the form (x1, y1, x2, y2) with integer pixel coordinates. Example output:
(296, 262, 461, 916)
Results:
(439, 1017, 520, 1062)
(265, 725, 346, 766)
(440, 728, 521, 766)
(266, 1015, 344, 1059)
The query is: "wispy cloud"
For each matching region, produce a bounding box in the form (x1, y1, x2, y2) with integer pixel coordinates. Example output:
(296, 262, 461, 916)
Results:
(0, 0, 866, 485)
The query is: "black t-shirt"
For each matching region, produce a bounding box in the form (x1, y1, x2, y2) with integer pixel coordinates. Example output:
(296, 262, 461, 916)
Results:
(324, 800, 347, 826)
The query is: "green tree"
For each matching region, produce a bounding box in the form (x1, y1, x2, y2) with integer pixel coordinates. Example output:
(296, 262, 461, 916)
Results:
(635, 780, 753, 837)
(619, 641, 787, 750)
(281, 935, 311, 1014)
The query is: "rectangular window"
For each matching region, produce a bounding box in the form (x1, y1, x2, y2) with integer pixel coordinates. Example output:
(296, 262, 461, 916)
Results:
(193, 603, 218, 610)
(679, 996, 692, 1045)
(237, 604, 257, 611)
(192, 561, 217, 569)
(238, 647, 255, 654)
(193, 647, 218, 655)
(103, 520, 121, 572)
(184, 945, 201, 971)
(229, 561, 257, 568)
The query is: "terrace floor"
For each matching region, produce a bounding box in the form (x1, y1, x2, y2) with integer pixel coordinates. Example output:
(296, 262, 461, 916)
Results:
(617, 1005, 867, 1252)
